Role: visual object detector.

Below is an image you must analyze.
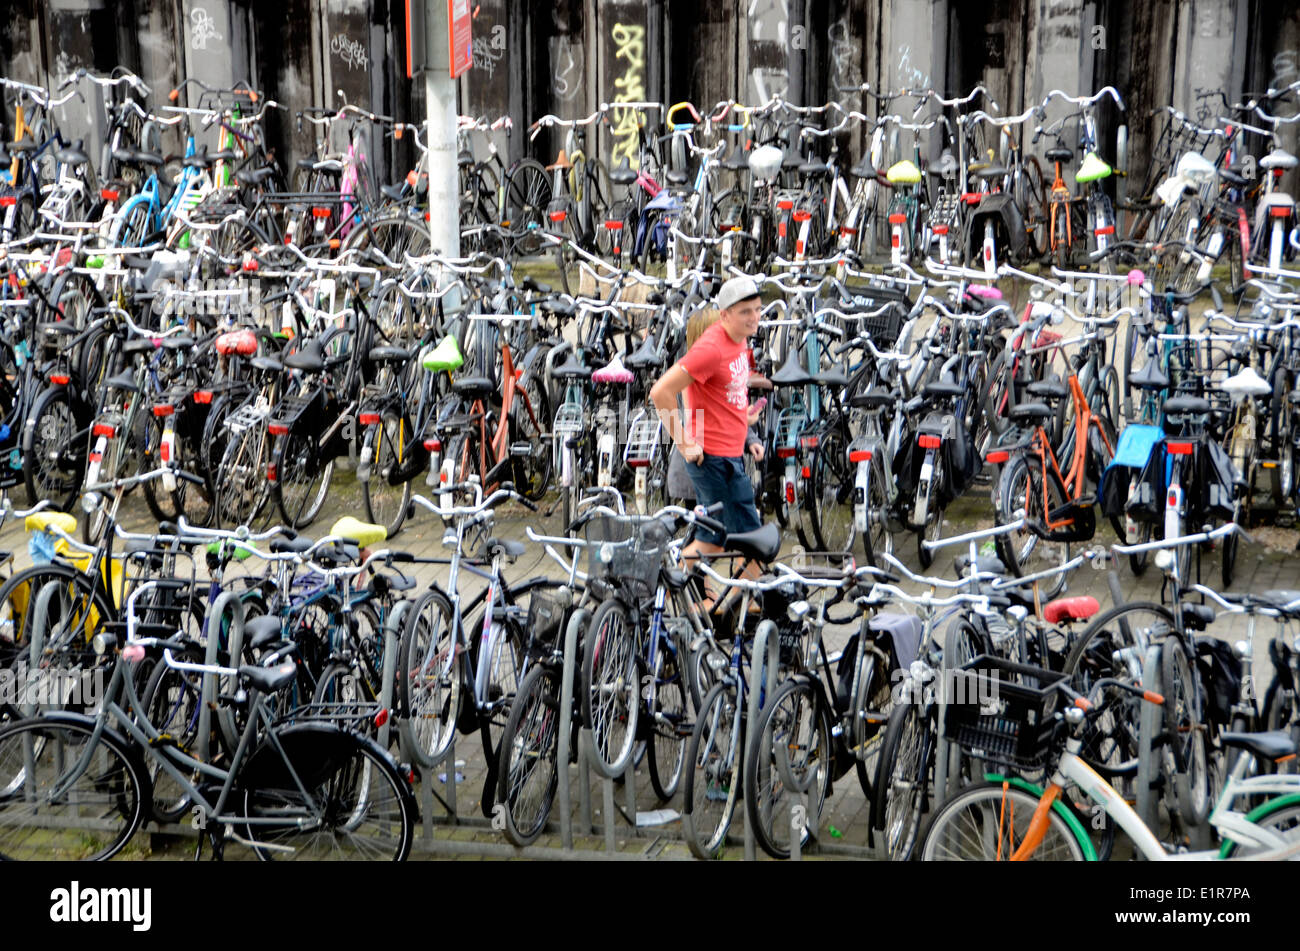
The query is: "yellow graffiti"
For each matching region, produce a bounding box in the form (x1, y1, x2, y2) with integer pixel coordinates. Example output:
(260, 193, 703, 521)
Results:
(610, 23, 645, 170)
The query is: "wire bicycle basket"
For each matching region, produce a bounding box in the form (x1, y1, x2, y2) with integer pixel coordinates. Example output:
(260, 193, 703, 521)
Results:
(583, 514, 668, 601)
(941, 654, 1068, 772)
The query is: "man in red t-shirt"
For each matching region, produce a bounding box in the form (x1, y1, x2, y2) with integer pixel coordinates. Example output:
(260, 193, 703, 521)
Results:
(650, 276, 766, 595)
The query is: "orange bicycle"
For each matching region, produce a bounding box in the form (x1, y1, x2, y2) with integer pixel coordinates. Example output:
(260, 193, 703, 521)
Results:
(986, 320, 1120, 596)
(438, 315, 551, 504)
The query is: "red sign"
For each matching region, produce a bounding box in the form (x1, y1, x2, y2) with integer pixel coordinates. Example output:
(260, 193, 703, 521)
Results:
(448, 0, 472, 78)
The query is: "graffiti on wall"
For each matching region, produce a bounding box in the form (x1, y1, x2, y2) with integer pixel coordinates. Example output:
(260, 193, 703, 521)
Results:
(895, 44, 930, 91)
(828, 20, 860, 101)
(190, 7, 223, 51)
(550, 35, 584, 103)
(330, 33, 368, 71)
(610, 22, 646, 169)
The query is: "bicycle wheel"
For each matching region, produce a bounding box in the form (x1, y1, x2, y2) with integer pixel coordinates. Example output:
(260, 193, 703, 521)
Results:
(1220, 799, 1300, 857)
(744, 677, 833, 859)
(1062, 603, 1174, 779)
(682, 682, 741, 859)
(139, 645, 207, 823)
(396, 589, 460, 768)
(344, 213, 432, 268)
(871, 698, 931, 861)
(272, 426, 334, 529)
(920, 782, 1085, 860)
(360, 408, 413, 539)
(580, 597, 640, 778)
(0, 716, 147, 860)
(512, 374, 552, 502)
(646, 638, 690, 802)
(1162, 636, 1210, 827)
(807, 424, 855, 554)
(216, 424, 271, 528)
(501, 159, 552, 238)
(495, 663, 561, 846)
(993, 454, 1071, 600)
(236, 723, 414, 861)
(1264, 678, 1300, 776)
(22, 386, 83, 513)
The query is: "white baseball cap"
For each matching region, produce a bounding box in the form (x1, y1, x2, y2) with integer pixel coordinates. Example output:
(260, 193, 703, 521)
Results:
(715, 275, 761, 311)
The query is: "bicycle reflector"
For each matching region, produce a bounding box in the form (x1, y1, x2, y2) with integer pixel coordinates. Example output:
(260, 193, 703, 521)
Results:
(92, 423, 116, 439)
(776, 447, 797, 459)
(49, 372, 70, 384)
(628, 458, 650, 468)
(933, 225, 949, 235)
(604, 219, 624, 230)
(100, 188, 119, 202)
(549, 210, 566, 222)
(423, 437, 441, 452)
(793, 209, 811, 222)
(849, 449, 872, 462)
(985, 450, 1009, 464)
(801, 435, 819, 449)
(777, 200, 794, 211)
(358, 412, 381, 426)
(152, 404, 175, 417)
(311, 207, 331, 219)
(918, 434, 942, 449)
(194, 390, 214, 404)
(267, 423, 289, 436)
(1166, 441, 1194, 455)
(1271, 205, 1291, 217)
(0, 196, 15, 208)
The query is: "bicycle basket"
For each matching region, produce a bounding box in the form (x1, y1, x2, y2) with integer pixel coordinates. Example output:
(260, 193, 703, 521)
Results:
(941, 654, 1068, 772)
(584, 515, 667, 600)
(833, 282, 909, 347)
(526, 588, 569, 647)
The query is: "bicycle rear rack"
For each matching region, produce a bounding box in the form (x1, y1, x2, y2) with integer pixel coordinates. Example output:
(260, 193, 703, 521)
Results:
(776, 407, 807, 450)
(223, 400, 271, 435)
(267, 390, 321, 432)
(623, 411, 663, 465)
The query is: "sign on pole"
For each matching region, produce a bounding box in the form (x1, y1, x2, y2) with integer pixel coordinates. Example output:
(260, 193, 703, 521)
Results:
(448, 0, 472, 78)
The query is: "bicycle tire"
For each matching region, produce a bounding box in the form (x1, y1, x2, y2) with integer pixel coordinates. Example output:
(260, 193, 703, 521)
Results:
(992, 454, 1071, 600)
(396, 588, 460, 768)
(236, 721, 415, 861)
(744, 676, 833, 859)
(580, 597, 640, 778)
(1162, 636, 1211, 828)
(23, 385, 84, 513)
(495, 663, 561, 846)
(272, 424, 334, 529)
(646, 640, 690, 802)
(919, 781, 1086, 860)
(0, 715, 148, 860)
(1264, 679, 1300, 776)
(360, 408, 414, 539)
(682, 681, 741, 859)
(139, 643, 207, 823)
(871, 698, 930, 861)
(806, 423, 855, 554)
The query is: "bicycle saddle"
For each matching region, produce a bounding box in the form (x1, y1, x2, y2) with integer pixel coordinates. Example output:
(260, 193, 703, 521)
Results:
(283, 339, 325, 372)
(1261, 148, 1299, 170)
(1219, 365, 1272, 401)
(545, 149, 572, 172)
(724, 522, 781, 564)
(1026, 376, 1068, 401)
(486, 537, 526, 560)
(55, 139, 89, 166)
(747, 145, 784, 182)
(666, 168, 689, 186)
(104, 369, 142, 392)
(457, 149, 475, 168)
(270, 534, 314, 554)
(813, 363, 850, 387)
(1163, 394, 1211, 415)
(551, 352, 592, 380)
(611, 160, 638, 185)
(922, 378, 965, 400)
(848, 387, 893, 409)
(331, 516, 387, 548)
(380, 182, 406, 202)
(1075, 152, 1112, 183)
(368, 345, 412, 363)
(970, 163, 1008, 181)
(885, 159, 921, 185)
(1042, 595, 1100, 624)
(422, 336, 464, 373)
(183, 145, 213, 168)
(625, 336, 666, 369)
(798, 158, 832, 177)
(236, 165, 275, 186)
(251, 355, 284, 374)
(239, 661, 298, 695)
(781, 143, 802, 169)
(451, 375, 496, 398)
(930, 151, 958, 178)
(722, 145, 748, 172)
(953, 553, 1009, 577)
(296, 154, 319, 171)
(1129, 360, 1169, 390)
(1008, 401, 1053, 421)
(1219, 166, 1249, 187)
(592, 353, 635, 384)
(25, 511, 77, 535)
(1218, 730, 1297, 762)
(122, 337, 157, 355)
(849, 157, 877, 180)
(8, 136, 37, 154)
(770, 348, 815, 387)
(244, 614, 287, 650)
(1045, 147, 1073, 163)
(216, 329, 258, 356)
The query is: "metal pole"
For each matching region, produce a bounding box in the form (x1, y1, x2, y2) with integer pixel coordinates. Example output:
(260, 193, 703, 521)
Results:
(744, 619, 779, 861)
(425, 0, 461, 261)
(200, 591, 244, 764)
(557, 608, 589, 850)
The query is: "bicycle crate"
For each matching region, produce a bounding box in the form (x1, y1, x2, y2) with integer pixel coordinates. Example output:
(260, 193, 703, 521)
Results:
(940, 654, 1069, 772)
(624, 411, 663, 465)
(584, 515, 668, 600)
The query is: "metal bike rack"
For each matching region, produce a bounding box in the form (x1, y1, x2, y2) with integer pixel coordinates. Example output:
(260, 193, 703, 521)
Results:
(200, 590, 245, 764)
(556, 606, 590, 849)
(743, 619, 781, 861)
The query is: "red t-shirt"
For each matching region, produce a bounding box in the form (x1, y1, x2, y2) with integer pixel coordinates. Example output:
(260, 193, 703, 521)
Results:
(679, 321, 750, 457)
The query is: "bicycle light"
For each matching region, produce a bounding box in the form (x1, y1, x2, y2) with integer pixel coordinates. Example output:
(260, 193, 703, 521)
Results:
(1234, 640, 1250, 660)
(598, 542, 615, 565)
(91, 633, 116, 655)
(1064, 706, 1085, 726)
(787, 600, 810, 622)
(82, 491, 100, 514)
(1154, 549, 1174, 572)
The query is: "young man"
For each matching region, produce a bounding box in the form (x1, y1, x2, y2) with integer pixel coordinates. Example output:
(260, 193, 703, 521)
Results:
(649, 275, 766, 596)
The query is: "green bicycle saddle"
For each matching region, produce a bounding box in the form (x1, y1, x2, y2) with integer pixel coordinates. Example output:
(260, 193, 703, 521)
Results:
(886, 159, 922, 185)
(206, 540, 254, 561)
(422, 335, 464, 373)
(1075, 152, 1112, 183)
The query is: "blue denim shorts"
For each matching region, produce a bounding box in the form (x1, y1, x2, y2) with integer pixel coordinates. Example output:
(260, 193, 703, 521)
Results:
(685, 453, 761, 547)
